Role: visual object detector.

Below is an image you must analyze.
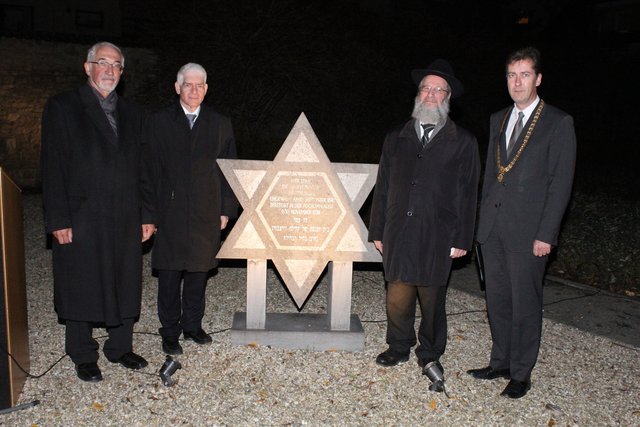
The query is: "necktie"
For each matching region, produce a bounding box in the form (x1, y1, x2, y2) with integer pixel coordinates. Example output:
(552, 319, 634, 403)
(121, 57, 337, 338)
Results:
(105, 112, 118, 136)
(186, 113, 197, 129)
(99, 93, 118, 136)
(507, 111, 524, 157)
(421, 123, 435, 147)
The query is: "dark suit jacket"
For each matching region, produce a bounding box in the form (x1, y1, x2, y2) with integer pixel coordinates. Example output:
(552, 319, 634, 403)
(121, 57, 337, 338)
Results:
(41, 84, 146, 324)
(142, 102, 238, 272)
(476, 100, 576, 251)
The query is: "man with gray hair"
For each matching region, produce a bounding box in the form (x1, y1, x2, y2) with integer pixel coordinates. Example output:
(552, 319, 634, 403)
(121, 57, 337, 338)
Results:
(41, 41, 154, 382)
(368, 59, 480, 391)
(142, 63, 238, 355)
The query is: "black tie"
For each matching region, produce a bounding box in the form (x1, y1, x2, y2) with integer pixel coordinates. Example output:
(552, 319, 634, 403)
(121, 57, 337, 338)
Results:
(507, 112, 524, 157)
(99, 92, 118, 136)
(421, 123, 435, 147)
(186, 113, 197, 129)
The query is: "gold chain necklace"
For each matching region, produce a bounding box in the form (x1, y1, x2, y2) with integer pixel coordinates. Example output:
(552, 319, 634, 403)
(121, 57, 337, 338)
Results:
(496, 99, 545, 183)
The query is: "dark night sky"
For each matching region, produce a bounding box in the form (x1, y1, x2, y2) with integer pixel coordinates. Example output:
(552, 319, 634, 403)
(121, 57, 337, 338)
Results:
(120, 0, 637, 198)
(3, 0, 638, 197)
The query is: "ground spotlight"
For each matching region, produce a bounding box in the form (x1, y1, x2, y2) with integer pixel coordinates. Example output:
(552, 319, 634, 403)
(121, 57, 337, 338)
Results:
(159, 355, 182, 387)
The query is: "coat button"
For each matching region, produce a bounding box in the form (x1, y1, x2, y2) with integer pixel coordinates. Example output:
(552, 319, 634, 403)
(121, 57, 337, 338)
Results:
(411, 181, 416, 186)
(417, 154, 423, 158)
(407, 211, 413, 216)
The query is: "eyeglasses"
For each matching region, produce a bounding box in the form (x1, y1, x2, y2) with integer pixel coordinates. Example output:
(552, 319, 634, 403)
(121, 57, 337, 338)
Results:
(88, 60, 124, 71)
(419, 86, 449, 96)
(182, 82, 206, 91)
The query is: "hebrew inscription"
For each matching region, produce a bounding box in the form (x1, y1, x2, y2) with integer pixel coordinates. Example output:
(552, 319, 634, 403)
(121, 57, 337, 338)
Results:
(217, 113, 381, 308)
(257, 171, 345, 250)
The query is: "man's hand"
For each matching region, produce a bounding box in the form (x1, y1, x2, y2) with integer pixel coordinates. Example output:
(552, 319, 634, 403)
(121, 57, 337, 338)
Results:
(533, 240, 552, 257)
(52, 228, 73, 244)
(374, 240, 383, 254)
(142, 224, 156, 242)
(220, 216, 229, 230)
(450, 248, 467, 258)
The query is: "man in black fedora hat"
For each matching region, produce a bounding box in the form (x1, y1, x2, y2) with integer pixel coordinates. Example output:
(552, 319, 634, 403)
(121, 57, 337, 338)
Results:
(368, 59, 480, 390)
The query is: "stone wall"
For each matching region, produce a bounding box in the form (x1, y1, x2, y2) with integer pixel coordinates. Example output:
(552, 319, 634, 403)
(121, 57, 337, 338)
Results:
(0, 37, 157, 189)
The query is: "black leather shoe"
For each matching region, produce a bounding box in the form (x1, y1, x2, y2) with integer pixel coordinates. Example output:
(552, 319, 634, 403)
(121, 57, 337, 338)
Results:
(183, 328, 212, 345)
(467, 366, 510, 380)
(162, 337, 183, 355)
(76, 362, 102, 382)
(109, 352, 148, 370)
(375, 349, 410, 367)
(500, 379, 531, 399)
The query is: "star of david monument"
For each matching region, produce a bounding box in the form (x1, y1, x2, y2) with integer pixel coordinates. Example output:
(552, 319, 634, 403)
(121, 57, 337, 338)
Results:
(217, 113, 381, 351)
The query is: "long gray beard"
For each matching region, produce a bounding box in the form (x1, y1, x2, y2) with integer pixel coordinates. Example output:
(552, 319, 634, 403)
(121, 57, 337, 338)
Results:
(411, 96, 450, 124)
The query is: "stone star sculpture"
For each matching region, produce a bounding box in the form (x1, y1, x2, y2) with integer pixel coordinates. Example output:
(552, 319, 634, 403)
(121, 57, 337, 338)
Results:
(217, 113, 381, 309)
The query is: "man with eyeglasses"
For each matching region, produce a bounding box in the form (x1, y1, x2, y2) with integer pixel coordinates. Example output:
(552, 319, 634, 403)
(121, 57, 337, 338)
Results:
(41, 42, 154, 382)
(468, 47, 576, 399)
(141, 63, 238, 356)
(368, 59, 480, 391)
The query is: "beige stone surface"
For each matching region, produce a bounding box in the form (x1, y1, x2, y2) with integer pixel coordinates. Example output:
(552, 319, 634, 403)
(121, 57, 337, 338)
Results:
(217, 113, 380, 309)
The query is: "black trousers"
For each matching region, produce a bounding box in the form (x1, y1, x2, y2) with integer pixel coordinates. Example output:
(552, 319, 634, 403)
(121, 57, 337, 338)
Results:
(482, 227, 547, 382)
(385, 281, 447, 362)
(65, 318, 134, 364)
(157, 269, 208, 339)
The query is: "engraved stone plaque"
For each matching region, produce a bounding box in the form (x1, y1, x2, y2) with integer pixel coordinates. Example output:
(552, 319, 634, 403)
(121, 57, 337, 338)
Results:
(257, 171, 345, 251)
(217, 113, 380, 351)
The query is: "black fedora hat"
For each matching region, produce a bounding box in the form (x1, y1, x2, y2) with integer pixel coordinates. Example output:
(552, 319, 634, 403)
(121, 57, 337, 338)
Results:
(411, 59, 464, 98)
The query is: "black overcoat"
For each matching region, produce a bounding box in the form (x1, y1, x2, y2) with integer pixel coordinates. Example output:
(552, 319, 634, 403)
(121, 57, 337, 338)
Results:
(368, 118, 480, 286)
(41, 85, 146, 325)
(142, 102, 238, 272)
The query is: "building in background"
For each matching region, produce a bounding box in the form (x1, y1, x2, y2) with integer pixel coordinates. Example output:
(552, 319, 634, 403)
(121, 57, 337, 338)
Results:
(0, 0, 123, 39)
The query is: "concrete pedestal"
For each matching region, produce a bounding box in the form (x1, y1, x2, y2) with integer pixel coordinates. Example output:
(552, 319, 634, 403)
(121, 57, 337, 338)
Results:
(230, 312, 364, 352)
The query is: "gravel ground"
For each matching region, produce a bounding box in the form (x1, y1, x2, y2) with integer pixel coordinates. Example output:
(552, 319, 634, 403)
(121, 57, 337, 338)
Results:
(2, 194, 639, 426)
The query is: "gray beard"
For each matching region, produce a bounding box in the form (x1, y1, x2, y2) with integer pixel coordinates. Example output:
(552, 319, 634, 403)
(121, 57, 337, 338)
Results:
(411, 96, 450, 124)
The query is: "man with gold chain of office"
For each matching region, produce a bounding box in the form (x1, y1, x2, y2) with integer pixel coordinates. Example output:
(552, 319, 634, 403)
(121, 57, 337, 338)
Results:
(469, 47, 577, 399)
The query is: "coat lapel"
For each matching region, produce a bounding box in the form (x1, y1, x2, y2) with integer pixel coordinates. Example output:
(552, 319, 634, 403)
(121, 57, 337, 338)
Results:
(426, 118, 452, 149)
(501, 106, 513, 160)
(116, 99, 134, 152)
(191, 105, 221, 153)
(403, 118, 455, 153)
(169, 103, 195, 157)
(421, 118, 454, 153)
(400, 119, 421, 150)
(79, 85, 119, 147)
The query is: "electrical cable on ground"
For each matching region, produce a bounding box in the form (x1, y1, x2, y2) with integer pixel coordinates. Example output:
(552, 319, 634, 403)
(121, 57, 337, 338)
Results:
(0, 328, 230, 379)
(0, 288, 633, 381)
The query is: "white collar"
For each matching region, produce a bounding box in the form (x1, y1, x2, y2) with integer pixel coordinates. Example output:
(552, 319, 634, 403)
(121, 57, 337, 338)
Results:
(513, 96, 540, 121)
(180, 103, 201, 117)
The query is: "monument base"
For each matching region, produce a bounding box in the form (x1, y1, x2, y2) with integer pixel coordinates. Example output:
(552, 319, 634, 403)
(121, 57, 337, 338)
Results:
(230, 312, 364, 352)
